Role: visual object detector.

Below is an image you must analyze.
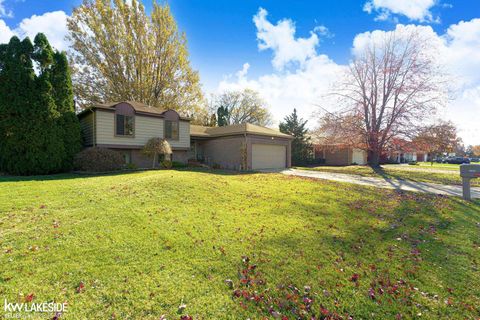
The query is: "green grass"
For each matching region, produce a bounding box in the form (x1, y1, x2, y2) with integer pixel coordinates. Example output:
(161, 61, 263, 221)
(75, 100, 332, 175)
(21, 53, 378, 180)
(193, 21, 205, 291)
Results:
(0, 169, 479, 319)
(416, 163, 462, 171)
(296, 165, 480, 187)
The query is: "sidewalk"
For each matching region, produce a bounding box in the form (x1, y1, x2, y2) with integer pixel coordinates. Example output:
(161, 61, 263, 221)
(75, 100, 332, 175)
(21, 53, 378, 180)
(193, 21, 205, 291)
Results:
(280, 168, 480, 199)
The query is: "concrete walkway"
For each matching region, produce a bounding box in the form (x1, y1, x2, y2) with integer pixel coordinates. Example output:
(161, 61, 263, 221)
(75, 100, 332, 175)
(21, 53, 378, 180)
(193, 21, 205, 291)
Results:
(280, 168, 480, 199)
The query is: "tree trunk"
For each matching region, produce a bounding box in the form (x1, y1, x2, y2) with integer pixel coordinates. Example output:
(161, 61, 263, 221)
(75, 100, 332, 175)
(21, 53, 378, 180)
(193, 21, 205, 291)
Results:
(368, 149, 381, 167)
(152, 153, 157, 169)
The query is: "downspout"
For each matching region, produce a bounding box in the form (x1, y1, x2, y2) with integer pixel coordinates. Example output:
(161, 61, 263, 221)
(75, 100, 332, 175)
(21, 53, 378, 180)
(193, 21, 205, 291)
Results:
(91, 109, 96, 147)
(244, 132, 247, 171)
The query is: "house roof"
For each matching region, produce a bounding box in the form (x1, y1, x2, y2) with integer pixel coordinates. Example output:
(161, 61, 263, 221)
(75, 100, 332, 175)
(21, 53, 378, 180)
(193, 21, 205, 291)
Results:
(389, 138, 427, 153)
(77, 101, 190, 120)
(190, 123, 293, 139)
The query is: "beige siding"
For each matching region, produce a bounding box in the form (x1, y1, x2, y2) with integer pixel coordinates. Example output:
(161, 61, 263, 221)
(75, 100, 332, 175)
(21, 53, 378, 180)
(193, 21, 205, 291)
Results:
(80, 112, 94, 146)
(95, 111, 189, 149)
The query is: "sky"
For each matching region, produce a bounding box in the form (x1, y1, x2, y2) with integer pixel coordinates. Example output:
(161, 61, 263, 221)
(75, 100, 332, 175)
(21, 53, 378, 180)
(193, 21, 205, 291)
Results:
(0, 0, 479, 145)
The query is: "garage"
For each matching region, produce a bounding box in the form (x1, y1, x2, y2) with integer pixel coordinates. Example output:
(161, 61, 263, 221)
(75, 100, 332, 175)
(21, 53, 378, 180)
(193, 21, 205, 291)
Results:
(252, 144, 287, 169)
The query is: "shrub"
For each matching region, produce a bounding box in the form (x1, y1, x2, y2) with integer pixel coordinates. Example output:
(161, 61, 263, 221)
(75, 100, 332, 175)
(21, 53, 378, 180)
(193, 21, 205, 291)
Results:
(74, 147, 124, 172)
(172, 161, 187, 168)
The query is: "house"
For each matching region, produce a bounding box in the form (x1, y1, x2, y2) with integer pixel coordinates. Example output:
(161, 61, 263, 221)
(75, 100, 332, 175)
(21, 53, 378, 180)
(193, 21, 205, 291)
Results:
(386, 138, 428, 163)
(313, 144, 367, 166)
(77, 101, 293, 170)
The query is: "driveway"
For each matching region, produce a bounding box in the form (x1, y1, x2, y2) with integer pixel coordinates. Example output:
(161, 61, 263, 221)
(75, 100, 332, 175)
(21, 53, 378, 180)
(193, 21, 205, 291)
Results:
(280, 168, 480, 199)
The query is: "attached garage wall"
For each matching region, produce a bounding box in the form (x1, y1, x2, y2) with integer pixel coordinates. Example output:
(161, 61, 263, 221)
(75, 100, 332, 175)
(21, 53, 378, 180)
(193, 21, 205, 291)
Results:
(200, 136, 244, 170)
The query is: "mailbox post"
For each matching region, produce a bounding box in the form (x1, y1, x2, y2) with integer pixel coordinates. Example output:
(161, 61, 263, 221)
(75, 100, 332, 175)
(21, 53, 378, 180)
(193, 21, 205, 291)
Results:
(460, 164, 480, 200)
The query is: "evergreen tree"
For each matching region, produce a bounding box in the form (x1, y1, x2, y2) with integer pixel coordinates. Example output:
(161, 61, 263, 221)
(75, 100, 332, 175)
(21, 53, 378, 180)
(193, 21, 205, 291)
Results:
(0, 37, 38, 174)
(50, 51, 82, 170)
(217, 106, 229, 127)
(32, 34, 65, 174)
(0, 34, 81, 175)
(279, 109, 312, 165)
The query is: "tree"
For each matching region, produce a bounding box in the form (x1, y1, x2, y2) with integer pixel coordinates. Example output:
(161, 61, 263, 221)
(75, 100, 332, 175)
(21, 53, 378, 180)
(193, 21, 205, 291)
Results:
(472, 145, 480, 157)
(317, 27, 446, 166)
(214, 89, 272, 126)
(0, 34, 81, 175)
(68, 0, 203, 116)
(279, 109, 312, 165)
(414, 121, 461, 163)
(50, 51, 82, 170)
(142, 137, 172, 168)
(217, 106, 229, 126)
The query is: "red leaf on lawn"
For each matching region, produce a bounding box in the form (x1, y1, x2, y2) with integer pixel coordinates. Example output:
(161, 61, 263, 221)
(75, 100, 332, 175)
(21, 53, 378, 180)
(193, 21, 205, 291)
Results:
(180, 316, 193, 320)
(76, 282, 85, 293)
(320, 306, 330, 315)
(368, 288, 376, 300)
(25, 293, 35, 302)
(350, 273, 360, 282)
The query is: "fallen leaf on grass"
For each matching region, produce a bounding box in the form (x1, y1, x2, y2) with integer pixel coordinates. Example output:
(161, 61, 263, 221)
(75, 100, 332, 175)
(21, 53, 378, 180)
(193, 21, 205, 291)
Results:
(76, 282, 85, 293)
(25, 293, 35, 302)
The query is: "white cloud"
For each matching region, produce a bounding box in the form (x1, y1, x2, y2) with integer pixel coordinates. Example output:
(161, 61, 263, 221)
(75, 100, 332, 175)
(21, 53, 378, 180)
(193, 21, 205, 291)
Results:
(0, 11, 69, 51)
(0, 19, 14, 43)
(16, 11, 69, 51)
(218, 57, 344, 129)
(218, 11, 480, 145)
(363, 0, 438, 22)
(0, 0, 13, 18)
(253, 7, 323, 70)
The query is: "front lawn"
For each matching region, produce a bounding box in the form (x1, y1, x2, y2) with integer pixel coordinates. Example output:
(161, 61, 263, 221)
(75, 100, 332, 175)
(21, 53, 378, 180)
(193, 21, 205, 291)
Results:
(1, 170, 479, 319)
(296, 165, 480, 187)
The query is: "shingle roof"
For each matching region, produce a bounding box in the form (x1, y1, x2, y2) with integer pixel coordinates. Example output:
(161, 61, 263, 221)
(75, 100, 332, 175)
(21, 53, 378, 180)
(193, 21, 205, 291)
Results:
(77, 101, 190, 120)
(190, 123, 293, 139)
(96, 101, 167, 115)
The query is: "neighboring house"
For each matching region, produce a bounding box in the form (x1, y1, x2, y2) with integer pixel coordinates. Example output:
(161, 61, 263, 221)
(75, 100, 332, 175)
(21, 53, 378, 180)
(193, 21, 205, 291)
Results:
(313, 144, 367, 166)
(77, 101, 293, 170)
(386, 138, 428, 163)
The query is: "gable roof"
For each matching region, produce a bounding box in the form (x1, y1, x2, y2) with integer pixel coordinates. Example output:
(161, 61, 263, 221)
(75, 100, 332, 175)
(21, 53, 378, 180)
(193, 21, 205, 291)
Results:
(190, 123, 293, 139)
(77, 101, 190, 120)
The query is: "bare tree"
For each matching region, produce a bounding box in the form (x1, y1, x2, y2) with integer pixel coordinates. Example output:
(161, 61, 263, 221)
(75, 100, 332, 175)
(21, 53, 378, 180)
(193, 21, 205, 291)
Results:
(214, 89, 273, 126)
(317, 27, 447, 166)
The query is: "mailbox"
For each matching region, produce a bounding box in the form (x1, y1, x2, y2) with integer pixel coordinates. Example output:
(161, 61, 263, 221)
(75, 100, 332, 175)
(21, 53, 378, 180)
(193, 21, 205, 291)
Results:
(460, 164, 480, 200)
(460, 164, 480, 178)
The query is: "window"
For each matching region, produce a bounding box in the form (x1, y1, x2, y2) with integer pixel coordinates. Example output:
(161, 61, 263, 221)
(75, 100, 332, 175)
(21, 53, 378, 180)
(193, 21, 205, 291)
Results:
(121, 151, 131, 164)
(165, 120, 179, 140)
(116, 114, 134, 136)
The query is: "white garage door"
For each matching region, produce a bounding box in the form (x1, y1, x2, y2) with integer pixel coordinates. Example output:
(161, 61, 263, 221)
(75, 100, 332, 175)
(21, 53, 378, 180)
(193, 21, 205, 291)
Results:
(352, 148, 366, 165)
(252, 144, 286, 169)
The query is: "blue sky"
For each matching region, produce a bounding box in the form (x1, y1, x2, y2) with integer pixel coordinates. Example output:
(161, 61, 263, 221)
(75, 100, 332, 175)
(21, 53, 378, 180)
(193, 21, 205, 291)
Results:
(0, 0, 479, 144)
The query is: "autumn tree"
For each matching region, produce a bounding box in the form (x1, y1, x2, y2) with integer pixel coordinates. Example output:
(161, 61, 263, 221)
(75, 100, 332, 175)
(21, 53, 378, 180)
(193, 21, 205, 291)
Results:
(317, 27, 446, 167)
(472, 145, 480, 157)
(414, 121, 461, 163)
(67, 0, 204, 116)
(213, 89, 272, 126)
(279, 109, 312, 165)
